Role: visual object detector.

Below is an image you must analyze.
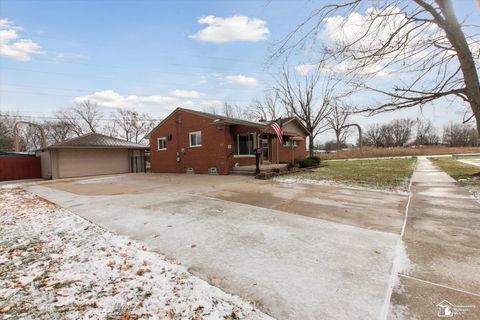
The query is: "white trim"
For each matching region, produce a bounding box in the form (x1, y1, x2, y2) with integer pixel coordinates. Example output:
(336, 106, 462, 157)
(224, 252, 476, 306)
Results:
(259, 135, 269, 161)
(235, 133, 255, 155)
(157, 137, 167, 151)
(189, 131, 202, 147)
(284, 141, 299, 147)
(233, 155, 255, 158)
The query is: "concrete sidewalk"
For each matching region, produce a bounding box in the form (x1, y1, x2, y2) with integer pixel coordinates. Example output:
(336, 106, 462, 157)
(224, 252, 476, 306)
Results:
(458, 158, 480, 167)
(390, 157, 480, 319)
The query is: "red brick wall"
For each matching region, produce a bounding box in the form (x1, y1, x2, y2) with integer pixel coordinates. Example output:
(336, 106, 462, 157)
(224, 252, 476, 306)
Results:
(271, 137, 308, 163)
(149, 110, 309, 174)
(150, 110, 232, 175)
(232, 156, 257, 166)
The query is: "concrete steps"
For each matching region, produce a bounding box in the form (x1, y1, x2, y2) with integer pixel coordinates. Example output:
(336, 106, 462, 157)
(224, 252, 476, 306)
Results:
(229, 166, 256, 176)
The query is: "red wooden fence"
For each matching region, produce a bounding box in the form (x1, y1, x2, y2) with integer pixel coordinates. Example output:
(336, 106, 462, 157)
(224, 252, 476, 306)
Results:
(0, 155, 42, 181)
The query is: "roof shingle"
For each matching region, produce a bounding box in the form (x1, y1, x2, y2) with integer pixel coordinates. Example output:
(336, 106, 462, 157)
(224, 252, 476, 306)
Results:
(48, 133, 147, 149)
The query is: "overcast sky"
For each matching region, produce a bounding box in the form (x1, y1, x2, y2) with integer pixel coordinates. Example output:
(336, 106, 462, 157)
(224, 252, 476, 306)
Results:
(0, 0, 478, 143)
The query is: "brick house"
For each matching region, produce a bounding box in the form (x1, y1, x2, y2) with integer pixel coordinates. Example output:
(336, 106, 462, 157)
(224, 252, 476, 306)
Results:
(149, 108, 309, 175)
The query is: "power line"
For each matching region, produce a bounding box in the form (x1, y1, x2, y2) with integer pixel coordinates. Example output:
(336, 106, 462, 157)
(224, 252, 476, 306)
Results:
(2, 67, 272, 91)
(1, 66, 118, 80)
(1, 67, 269, 89)
(2, 60, 273, 82)
(0, 88, 257, 104)
(0, 113, 161, 122)
(28, 56, 270, 78)
(21, 32, 268, 66)
(1, 109, 171, 116)
(1, 66, 270, 89)
(2, 83, 102, 93)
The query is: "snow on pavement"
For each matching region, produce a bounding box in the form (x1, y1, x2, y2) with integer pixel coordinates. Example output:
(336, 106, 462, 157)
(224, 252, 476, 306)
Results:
(0, 187, 271, 320)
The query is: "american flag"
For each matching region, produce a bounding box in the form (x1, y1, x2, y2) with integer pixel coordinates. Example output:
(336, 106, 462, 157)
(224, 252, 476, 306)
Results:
(269, 118, 283, 142)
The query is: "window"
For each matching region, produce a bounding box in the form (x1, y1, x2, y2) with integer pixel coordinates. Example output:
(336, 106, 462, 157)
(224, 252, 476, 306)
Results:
(189, 131, 202, 147)
(157, 137, 167, 150)
(284, 139, 299, 147)
(234, 133, 255, 155)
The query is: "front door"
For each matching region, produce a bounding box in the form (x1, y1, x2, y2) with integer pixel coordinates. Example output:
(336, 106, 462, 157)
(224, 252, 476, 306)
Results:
(260, 135, 269, 162)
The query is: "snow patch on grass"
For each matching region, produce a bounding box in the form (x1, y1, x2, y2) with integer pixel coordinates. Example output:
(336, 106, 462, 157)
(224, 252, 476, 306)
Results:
(0, 188, 272, 319)
(276, 177, 409, 195)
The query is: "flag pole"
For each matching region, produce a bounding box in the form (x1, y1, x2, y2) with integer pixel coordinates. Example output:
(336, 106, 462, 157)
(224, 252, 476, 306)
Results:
(291, 138, 294, 164)
(277, 137, 279, 167)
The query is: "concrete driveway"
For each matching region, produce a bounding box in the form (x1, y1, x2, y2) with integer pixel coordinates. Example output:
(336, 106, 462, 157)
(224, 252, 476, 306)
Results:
(27, 174, 408, 319)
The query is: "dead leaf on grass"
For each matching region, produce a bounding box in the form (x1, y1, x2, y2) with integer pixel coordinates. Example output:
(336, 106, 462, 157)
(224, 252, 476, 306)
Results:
(166, 309, 175, 319)
(0, 304, 15, 313)
(136, 268, 151, 276)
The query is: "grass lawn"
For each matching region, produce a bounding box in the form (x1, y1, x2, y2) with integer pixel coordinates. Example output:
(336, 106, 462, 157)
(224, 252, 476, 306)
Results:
(430, 157, 480, 197)
(284, 157, 417, 191)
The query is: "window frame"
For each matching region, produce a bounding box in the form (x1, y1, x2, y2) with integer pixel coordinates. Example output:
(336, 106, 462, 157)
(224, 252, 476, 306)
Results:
(189, 131, 202, 147)
(157, 137, 167, 151)
(234, 133, 255, 155)
(284, 139, 299, 147)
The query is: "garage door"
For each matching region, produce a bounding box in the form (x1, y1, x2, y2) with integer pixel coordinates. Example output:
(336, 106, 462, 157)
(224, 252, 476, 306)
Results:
(57, 149, 129, 178)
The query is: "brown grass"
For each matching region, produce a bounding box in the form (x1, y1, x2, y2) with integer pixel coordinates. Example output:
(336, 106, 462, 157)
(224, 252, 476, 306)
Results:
(318, 146, 480, 160)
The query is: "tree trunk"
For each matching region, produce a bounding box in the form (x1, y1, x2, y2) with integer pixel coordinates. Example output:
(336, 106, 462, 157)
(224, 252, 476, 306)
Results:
(335, 132, 341, 150)
(308, 131, 314, 157)
(436, 0, 480, 134)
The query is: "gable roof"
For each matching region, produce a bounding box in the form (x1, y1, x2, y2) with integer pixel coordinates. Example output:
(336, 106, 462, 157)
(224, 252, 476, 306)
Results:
(147, 107, 310, 137)
(46, 133, 147, 149)
(279, 117, 310, 135)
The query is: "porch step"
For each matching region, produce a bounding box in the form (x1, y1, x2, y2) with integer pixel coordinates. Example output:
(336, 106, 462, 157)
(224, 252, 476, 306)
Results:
(229, 166, 256, 176)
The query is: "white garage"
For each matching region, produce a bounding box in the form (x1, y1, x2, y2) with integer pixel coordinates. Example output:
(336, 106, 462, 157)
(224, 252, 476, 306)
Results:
(37, 133, 146, 179)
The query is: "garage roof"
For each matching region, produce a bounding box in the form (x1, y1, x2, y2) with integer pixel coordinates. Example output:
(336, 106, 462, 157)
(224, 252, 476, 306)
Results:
(47, 133, 147, 150)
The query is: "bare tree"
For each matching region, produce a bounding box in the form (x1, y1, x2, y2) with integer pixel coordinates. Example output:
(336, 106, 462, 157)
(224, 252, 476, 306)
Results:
(246, 90, 284, 121)
(203, 105, 218, 115)
(364, 119, 414, 147)
(222, 102, 249, 120)
(364, 124, 384, 147)
(326, 102, 351, 150)
(390, 118, 415, 146)
(273, 0, 480, 134)
(275, 66, 341, 156)
(113, 109, 135, 141)
(324, 139, 348, 151)
(0, 121, 12, 151)
(131, 112, 156, 144)
(0, 112, 21, 151)
(112, 109, 155, 144)
(56, 100, 103, 136)
(414, 118, 439, 145)
(381, 124, 395, 147)
(442, 123, 479, 146)
(20, 124, 44, 150)
(44, 120, 72, 144)
(103, 120, 118, 138)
